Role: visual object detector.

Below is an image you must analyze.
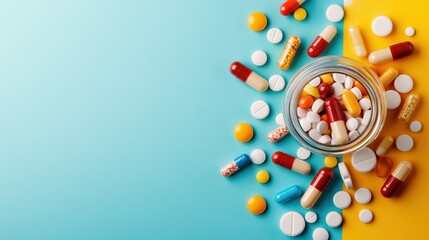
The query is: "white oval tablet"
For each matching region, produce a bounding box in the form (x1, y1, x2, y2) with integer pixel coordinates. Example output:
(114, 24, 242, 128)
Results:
(250, 100, 270, 119)
(311, 99, 325, 113)
(343, 110, 353, 120)
(267, 28, 283, 44)
(309, 77, 321, 87)
(362, 110, 371, 126)
(345, 76, 354, 89)
(354, 188, 372, 204)
(250, 149, 266, 164)
(306, 111, 321, 123)
(279, 211, 306, 237)
(276, 113, 285, 126)
(333, 191, 352, 209)
(269, 75, 286, 91)
(333, 73, 347, 83)
(396, 134, 414, 151)
(385, 90, 401, 110)
(325, 211, 343, 228)
(351, 87, 363, 100)
(309, 129, 322, 141)
(305, 211, 318, 223)
(297, 107, 308, 118)
(359, 98, 371, 111)
(338, 162, 354, 189)
(318, 135, 332, 145)
(394, 74, 413, 93)
(410, 120, 422, 132)
(297, 147, 311, 160)
(359, 209, 373, 223)
(332, 82, 344, 96)
(351, 147, 376, 173)
(405, 27, 415, 37)
(372, 16, 393, 37)
(251, 50, 268, 66)
(313, 227, 329, 240)
(346, 118, 359, 131)
(348, 130, 359, 141)
(299, 118, 312, 132)
(326, 4, 344, 23)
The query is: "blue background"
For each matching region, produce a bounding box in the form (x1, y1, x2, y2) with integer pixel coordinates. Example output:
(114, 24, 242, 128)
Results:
(0, 0, 343, 239)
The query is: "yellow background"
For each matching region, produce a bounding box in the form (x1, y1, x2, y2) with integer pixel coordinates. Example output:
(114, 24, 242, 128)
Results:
(343, 0, 428, 239)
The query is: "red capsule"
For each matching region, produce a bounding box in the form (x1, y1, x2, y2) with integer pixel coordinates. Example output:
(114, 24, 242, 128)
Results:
(318, 83, 332, 99)
(280, 0, 306, 16)
(272, 151, 311, 175)
(230, 62, 268, 92)
(381, 161, 412, 198)
(308, 25, 337, 58)
(368, 41, 414, 64)
(301, 167, 334, 208)
(325, 98, 348, 144)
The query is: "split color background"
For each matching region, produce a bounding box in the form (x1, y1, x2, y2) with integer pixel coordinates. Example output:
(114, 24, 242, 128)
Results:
(0, 0, 427, 239)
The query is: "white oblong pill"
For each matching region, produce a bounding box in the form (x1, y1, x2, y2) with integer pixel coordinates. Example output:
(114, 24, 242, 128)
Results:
(359, 209, 373, 223)
(313, 227, 329, 240)
(362, 110, 371, 126)
(306, 111, 321, 123)
(333, 191, 352, 209)
(309, 77, 321, 87)
(326, 4, 344, 23)
(299, 118, 312, 132)
(305, 211, 318, 223)
(348, 130, 359, 141)
(297, 107, 308, 118)
(332, 82, 344, 96)
(279, 211, 306, 237)
(250, 149, 266, 164)
(250, 100, 270, 119)
(276, 113, 285, 125)
(344, 76, 354, 89)
(325, 211, 343, 228)
(351, 147, 376, 173)
(405, 26, 415, 37)
(311, 99, 325, 113)
(316, 121, 329, 134)
(394, 74, 413, 93)
(386, 90, 401, 110)
(333, 73, 347, 83)
(297, 147, 311, 160)
(267, 27, 283, 44)
(371, 16, 393, 37)
(357, 124, 366, 134)
(350, 87, 363, 100)
(318, 135, 331, 145)
(269, 74, 286, 91)
(338, 162, 354, 189)
(359, 98, 372, 110)
(354, 187, 372, 204)
(309, 129, 322, 141)
(346, 118, 359, 131)
(410, 120, 422, 132)
(396, 134, 414, 151)
(251, 50, 268, 66)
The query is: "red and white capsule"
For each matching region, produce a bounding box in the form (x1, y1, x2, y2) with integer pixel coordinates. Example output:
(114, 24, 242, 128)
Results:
(230, 62, 268, 92)
(272, 151, 311, 175)
(325, 97, 348, 144)
(280, 0, 306, 16)
(307, 25, 337, 58)
(381, 161, 412, 198)
(368, 41, 414, 64)
(301, 167, 334, 208)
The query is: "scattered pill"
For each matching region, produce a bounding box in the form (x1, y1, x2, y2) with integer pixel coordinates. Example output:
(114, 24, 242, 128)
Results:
(333, 191, 352, 209)
(348, 26, 367, 57)
(272, 151, 311, 174)
(305, 211, 318, 223)
(405, 26, 415, 37)
(276, 113, 285, 126)
(269, 75, 286, 91)
(278, 36, 301, 70)
(326, 4, 344, 22)
(280, 0, 306, 16)
(297, 147, 311, 160)
(395, 134, 414, 151)
(220, 154, 251, 177)
(376, 136, 394, 156)
(230, 62, 269, 92)
(368, 41, 414, 65)
(301, 167, 334, 208)
(313, 227, 329, 240)
(398, 93, 419, 122)
(354, 188, 372, 204)
(325, 211, 343, 228)
(374, 156, 393, 178)
(256, 170, 270, 183)
(338, 162, 354, 189)
(359, 209, 373, 223)
(234, 122, 254, 142)
(324, 156, 338, 168)
(279, 211, 306, 237)
(268, 125, 289, 143)
(308, 25, 337, 57)
(371, 16, 393, 37)
(248, 12, 267, 31)
(379, 67, 399, 87)
(247, 196, 267, 214)
(351, 147, 376, 173)
(385, 90, 401, 110)
(394, 74, 413, 93)
(410, 120, 422, 132)
(250, 149, 266, 164)
(294, 7, 307, 21)
(251, 50, 268, 66)
(267, 28, 283, 44)
(275, 185, 303, 203)
(381, 160, 412, 198)
(250, 100, 270, 119)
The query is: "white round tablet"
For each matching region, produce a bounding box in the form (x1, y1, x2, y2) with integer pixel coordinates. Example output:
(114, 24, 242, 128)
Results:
(332, 82, 344, 96)
(276, 113, 285, 126)
(269, 75, 286, 91)
(333, 73, 347, 83)
(359, 209, 373, 223)
(250, 149, 266, 164)
(346, 118, 359, 131)
(305, 211, 318, 223)
(394, 74, 413, 93)
(410, 120, 422, 132)
(309, 129, 322, 141)
(359, 98, 371, 111)
(326, 4, 344, 22)
(318, 135, 332, 144)
(297, 147, 311, 160)
(279, 211, 306, 237)
(312, 99, 325, 113)
(251, 50, 268, 66)
(405, 27, 415, 37)
(372, 16, 393, 37)
(297, 107, 308, 118)
(316, 121, 328, 134)
(300, 118, 312, 132)
(396, 134, 414, 151)
(267, 28, 283, 44)
(351, 147, 376, 173)
(333, 191, 352, 209)
(338, 162, 354, 189)
(250, 100, 270, 119)
(385, 90, 401, 110)
(306, 111, 321, 123)
(326, 211, 343, 228)
(313, 227, 329, 240)
(354, 188, 372, 204)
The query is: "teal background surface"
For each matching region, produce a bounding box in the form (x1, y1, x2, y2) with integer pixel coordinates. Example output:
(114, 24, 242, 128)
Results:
(0, 0, 343, 239)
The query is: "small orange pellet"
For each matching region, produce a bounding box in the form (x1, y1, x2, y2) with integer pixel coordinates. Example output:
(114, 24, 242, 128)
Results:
(247, 196, 267, 215)
(298, 95, 314, 109)
(321, 114, 329, 122)
(234, 123, 254, 142)
(374, 156, 393, 178)
(354, 81, 368, 95)
(248, 12, 268, 32)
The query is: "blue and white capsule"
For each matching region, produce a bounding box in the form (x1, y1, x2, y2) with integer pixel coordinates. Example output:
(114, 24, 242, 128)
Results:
(275, 185, 303, 203)
(220, 154, 251, 177)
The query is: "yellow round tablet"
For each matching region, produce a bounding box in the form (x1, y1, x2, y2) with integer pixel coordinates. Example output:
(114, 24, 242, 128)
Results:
(256, 170, 270, 183)
(294, 8, 307, 21)
(325, 156, 338, 168)
(248, 12, 268, 31)
(234, 123, 254, 142)
(247, 196, 267, 215)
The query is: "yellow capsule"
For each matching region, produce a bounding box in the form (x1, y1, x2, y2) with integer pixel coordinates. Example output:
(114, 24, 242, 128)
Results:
(379, 67, 398, 87)
(320, 74, 334, 84)
(398, 94, 419, 122)
(303, 84, 320, 98)
(278, 36, 300, 70)
(348, 26, 367, 57)
(341, 90, 362, 117)
(376, 136, 394, 156)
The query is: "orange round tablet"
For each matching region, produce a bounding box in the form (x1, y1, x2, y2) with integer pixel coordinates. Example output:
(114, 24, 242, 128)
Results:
(248, 12, 268, 32)
(298, 95, 314, 109)
(247, 196, 267, 215)
(234, 123, 254, 142)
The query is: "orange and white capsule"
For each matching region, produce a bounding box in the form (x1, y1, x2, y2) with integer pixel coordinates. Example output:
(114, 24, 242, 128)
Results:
(307, 25, 337, 58)
(368, 41, 414, 64)
(301, 167, 334, 208)
(381, 161, 412, 198)
(348, 26, 367, 57)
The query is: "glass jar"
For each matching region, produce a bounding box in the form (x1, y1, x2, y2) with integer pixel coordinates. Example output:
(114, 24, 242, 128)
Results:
(283, 56, 387, 156)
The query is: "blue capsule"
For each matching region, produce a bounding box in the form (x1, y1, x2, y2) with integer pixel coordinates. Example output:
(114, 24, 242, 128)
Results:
(220, 154, 251, 177)
(275, 185, 303, 203)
